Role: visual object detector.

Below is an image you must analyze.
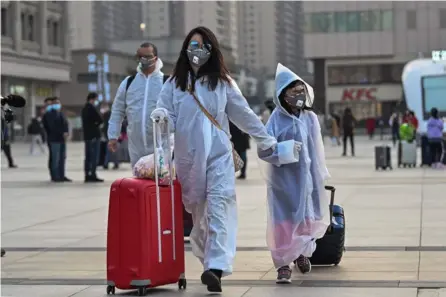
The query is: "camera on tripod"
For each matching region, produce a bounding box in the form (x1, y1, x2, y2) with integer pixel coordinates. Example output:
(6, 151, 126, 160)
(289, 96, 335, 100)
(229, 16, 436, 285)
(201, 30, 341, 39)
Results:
(1, 94, 26, 123)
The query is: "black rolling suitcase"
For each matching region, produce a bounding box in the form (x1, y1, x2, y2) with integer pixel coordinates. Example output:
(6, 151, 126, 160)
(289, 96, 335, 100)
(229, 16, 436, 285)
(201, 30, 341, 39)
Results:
(375, 145, 392, 170)
(309, 185, 345, 266)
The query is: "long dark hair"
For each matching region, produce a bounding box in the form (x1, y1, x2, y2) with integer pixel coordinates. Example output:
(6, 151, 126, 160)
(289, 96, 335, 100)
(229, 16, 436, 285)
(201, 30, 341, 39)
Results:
(431, 108, 439, 119)
(171, 26, 231, 92)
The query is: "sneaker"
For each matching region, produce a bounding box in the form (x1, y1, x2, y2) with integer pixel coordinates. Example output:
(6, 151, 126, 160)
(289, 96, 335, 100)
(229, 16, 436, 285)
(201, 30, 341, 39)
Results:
(276, 266, 292, 284)
(201, 270, 222, 292)
(294, 255, 311, 274)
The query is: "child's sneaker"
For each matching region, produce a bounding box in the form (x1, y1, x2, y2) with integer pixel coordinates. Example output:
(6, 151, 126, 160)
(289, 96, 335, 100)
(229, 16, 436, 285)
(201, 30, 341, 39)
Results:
(276, 266, 292, 284)
(294, 255, 312, 274)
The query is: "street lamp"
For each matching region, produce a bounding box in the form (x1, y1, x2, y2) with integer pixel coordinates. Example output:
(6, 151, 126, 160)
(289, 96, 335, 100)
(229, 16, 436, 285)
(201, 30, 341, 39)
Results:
(140, 23, 146, 37)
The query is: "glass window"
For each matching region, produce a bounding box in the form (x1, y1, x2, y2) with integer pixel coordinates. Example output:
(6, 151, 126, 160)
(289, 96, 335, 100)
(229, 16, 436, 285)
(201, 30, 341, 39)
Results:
(359, 11, 381, 31)
(47, 19, 52, 45)
(346, 11, 360, 32)
(310, 12, 334, 33)
(334, 12, 348, 32)
(381, 10, 393, 30)
(440, 9, 446, 28)
(1, 8, 7, 36)
(303, 14, 311, 33)
(21, 12, 26, 40)
(52, 21, 59, 46)
(28, 14, 34, 41)
(390, 64, 404, 82)
(328, 67, 348, 85)
(406, 10, 417, 30)
(369, 65, 382, 83)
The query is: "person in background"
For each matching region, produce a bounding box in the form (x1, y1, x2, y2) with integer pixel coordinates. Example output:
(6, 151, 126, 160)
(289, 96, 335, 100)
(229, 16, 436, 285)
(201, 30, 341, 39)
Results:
(327, 113, 340, 146)
(42, 97, 54, 178)
(427, 108, 445, 169)
(261, 99, 275, 124)
(101, 102, 119, 170)
(81, 92, 104, 182)
(403, 110, 419, 140)
(1, 117, 18, 168)
(229, 121, 250, 179)
(42, 97, 71, 182)
(108, 42, 165, 167)
(341, 107, 356, 157)
(366, 117, 376, 140)
(389, 112, 400, 147)
(28, 117, 45, 155)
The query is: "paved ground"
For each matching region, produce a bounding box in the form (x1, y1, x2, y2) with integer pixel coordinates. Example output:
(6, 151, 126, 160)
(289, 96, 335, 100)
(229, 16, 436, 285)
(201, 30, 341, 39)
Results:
(1, 137, 445, 297)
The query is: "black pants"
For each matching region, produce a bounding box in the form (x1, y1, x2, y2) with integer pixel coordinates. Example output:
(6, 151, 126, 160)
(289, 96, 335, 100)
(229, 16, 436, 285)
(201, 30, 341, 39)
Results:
(49, 142, 66, 181)
(392, 130, 400, 146)
(85, 139, 100, 177)
(236, 149, 247, 177)
(2, 144, 14, 167)
(47, 143, 52, 178)
(343, 133, 355, 155)
(429, 141, 444, 164)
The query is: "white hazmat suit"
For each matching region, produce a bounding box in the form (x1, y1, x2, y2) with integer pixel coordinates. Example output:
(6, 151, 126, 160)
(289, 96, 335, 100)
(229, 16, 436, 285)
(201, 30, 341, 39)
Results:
(151, 76, 277, 276)
(259, 63, 330, 268)
(108, 60, 165, 167)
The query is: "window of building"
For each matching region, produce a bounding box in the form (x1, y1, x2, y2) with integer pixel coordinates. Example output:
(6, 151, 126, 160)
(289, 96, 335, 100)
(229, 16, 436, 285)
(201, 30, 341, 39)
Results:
(28, 14, 34, 41)
(1, 7, 7, 36)
(53, 21, 59, 46)
(346, 11, 360, 32)
(359, 11, 381, 31)
(381, 10, 393, 30)
(406, 10, 417, 29)
(21, 12, 26, 40)
(47, 20, 60, 46)
(440, 9, 446, 28)
(334, 12, 348, 32)
(310, 12, 334, 33)
(46, 19, 52, 45)
(390, 64, 404, 82)
(369, 65, 381, 83)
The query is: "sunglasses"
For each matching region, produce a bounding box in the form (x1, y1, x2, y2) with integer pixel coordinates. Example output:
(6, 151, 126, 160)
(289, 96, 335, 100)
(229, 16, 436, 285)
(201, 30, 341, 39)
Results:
(188, 40, 212, 51)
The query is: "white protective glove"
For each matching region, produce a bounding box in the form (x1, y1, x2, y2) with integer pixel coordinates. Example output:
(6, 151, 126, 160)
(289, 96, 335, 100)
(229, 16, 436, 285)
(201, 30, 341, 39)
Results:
(277, 140, 302, 164)
(150, 108, 168, 122)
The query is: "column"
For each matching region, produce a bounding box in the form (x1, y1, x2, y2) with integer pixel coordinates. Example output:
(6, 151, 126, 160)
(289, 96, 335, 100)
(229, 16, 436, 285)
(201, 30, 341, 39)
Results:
(30, 82, 36, 118)
(12, 1, 22, 53)
(39, 1, 48, 56)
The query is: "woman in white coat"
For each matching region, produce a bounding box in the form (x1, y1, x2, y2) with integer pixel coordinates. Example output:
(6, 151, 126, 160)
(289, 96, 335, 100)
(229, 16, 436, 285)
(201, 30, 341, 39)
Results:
(151, 26, 278, 292)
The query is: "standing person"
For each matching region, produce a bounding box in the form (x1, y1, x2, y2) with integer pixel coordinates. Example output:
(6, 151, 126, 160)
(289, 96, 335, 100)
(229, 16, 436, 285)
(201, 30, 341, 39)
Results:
(427, 108, 445, 169)
(108, 42, 165, 167)
(101, 102, 119, 170)
(366, 117, 376, 139)
(27, 117, 45, 155)
(261, 99, 275, 124)
(341, 107, 356, 156)
(258, 63, 330, 284)
(1, 117, 17, 168)
(389, 112, 400, 147)
(81, 92, 104, 182)
(42, 97, 71, 182)
(150, 26, 277, 292)
(42, 97, 54, 179)
(229, 121, 250, 179)
(328, 113, 340, 146)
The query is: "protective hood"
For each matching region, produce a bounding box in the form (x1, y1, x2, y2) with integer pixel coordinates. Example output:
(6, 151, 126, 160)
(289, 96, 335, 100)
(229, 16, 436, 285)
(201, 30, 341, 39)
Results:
(273, 63, 314, 116)
(137, 58, 164, 74)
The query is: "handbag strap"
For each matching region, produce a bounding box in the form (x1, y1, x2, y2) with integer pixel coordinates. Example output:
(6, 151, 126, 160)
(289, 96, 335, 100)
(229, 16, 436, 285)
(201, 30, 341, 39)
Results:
(188, 87, 224, 132)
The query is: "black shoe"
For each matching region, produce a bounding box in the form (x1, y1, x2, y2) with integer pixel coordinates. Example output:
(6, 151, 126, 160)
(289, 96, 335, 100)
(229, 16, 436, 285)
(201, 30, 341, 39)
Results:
(52, 179, 64, 183)
(93, 176, 104, 182)
(85, 175, 104, 183)
(342, 153, 346, 157)
(63, 177, 72, 182)
(237, 174, 246, 180)
(8, 164, 17, 168)
(201, 270, 222, 292)
(112, 164, 119, 170)
(103, 165, 109, 170)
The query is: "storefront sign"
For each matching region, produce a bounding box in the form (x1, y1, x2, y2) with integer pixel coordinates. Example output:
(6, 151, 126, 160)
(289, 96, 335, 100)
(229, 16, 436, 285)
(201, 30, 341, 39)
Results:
(341, 87, 377, 101)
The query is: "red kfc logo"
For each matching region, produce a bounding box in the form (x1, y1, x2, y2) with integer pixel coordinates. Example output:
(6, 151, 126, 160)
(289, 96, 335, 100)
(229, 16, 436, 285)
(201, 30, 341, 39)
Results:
(341, 88, 377, 101)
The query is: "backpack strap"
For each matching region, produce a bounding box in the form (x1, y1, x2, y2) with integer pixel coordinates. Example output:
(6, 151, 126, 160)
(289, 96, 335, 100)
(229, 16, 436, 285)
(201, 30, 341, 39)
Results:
(126, 75, 136, 92)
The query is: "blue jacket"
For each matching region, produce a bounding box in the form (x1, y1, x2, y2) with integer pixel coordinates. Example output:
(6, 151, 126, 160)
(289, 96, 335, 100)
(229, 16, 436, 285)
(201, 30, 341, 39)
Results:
(42, 110, 68, 142)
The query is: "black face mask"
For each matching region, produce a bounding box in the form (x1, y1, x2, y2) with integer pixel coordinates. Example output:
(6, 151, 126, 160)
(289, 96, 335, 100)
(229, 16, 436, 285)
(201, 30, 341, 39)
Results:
(285, 93, 306, 109)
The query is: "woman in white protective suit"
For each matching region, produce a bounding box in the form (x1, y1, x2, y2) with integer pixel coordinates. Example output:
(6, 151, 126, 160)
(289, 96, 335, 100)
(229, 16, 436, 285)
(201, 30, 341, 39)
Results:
(150, 26, 287, 292)
(258, 63, 331, 284)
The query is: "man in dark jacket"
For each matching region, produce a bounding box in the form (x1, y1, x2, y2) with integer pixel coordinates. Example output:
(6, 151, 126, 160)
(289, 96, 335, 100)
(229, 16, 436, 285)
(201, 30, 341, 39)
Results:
(81, 93, 104, 182)
(42, 97, 71, 182)
(229, 121, 250, 179)
(341, 107, 356, 157)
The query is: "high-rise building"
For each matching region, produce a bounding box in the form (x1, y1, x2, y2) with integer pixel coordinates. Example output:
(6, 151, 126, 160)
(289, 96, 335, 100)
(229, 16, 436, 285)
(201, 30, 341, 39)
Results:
(303, 1, 446, 117)
(68, 1, 143, 50)
(1, 1, 71, 139)
(141, 1, 238, 62)
(236, 1, 307, 76)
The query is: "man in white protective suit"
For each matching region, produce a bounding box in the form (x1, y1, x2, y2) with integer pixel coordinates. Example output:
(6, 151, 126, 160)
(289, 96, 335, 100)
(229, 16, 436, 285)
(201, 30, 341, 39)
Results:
(150, 26, 301, 293)
(108, 42, 165, 167)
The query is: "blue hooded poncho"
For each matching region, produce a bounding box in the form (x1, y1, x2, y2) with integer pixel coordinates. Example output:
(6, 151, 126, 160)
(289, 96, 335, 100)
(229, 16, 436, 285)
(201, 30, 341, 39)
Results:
(259, 63, 331, 268)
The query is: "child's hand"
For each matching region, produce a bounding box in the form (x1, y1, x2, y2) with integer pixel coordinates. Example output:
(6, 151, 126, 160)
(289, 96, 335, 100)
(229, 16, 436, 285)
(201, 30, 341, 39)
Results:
(294, 141, 302, 152)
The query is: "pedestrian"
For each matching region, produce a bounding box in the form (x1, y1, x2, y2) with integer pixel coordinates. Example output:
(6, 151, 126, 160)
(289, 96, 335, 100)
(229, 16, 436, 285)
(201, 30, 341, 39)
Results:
(261, 99, 274, 124)
(427, 107, 445, 169)
(341, 107, 356, 156)
(42, 97, 71, 182)
(150, 26, 277, 293)
(108, 42, 165, 167)
(229, 121, 250, 179)
(27, 117, 45, 155)
(100, 102, 119, 169)
(258, 63, 330, 284)
(328, 113, 340, 146)
(81, 92, 104, 182)
(42, 97, 54, 179)
(389, 112, 400, 147)
(1, 117, 17, 168)
(366, 117, 376, 139)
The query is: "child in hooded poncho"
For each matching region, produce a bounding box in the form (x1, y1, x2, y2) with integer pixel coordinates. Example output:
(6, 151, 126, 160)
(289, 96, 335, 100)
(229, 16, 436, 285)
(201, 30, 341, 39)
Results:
(258, 63, 331, 284)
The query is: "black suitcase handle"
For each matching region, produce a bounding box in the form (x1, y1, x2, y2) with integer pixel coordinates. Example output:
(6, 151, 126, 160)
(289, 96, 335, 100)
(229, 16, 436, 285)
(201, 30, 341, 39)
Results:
(325, 185, 336, 232)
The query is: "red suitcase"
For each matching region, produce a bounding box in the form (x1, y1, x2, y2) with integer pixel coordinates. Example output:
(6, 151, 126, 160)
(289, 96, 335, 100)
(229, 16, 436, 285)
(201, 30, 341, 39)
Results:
(106, 120, 186, 296)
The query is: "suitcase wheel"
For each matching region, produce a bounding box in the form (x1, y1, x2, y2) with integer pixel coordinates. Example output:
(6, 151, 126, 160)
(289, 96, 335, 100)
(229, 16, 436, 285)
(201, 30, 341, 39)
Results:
(106, 285, 115, 295)
(178, 278, 187, 290)
(138, 287, 148, 296)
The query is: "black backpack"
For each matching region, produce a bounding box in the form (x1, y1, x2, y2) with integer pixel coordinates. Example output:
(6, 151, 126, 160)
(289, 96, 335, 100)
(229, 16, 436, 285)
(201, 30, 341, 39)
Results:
(125, 74, 170, 92)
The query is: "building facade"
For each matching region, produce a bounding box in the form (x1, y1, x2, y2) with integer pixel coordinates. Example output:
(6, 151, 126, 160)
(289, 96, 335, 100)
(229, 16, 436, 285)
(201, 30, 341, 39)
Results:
(303, 1, 446, 121)
(68, 1, 143, 50)
(1, 1, 71, 139)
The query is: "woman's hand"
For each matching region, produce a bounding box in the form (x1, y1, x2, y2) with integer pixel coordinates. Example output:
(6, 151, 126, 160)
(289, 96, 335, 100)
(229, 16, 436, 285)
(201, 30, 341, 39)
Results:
(150, 108, 168, 122)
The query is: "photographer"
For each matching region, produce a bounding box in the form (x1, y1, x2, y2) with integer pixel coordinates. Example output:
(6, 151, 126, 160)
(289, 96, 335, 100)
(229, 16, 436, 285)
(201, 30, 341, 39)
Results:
(1, 117, 17, 168)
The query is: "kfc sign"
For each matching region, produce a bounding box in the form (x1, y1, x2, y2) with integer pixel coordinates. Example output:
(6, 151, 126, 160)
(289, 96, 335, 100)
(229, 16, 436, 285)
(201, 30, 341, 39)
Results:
(341, 88, 377, 101)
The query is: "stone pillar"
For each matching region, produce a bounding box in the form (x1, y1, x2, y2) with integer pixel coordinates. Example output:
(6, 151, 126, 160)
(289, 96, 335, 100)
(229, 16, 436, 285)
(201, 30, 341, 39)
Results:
(39, 1, 48, 56)
(12, 1, 22, 53)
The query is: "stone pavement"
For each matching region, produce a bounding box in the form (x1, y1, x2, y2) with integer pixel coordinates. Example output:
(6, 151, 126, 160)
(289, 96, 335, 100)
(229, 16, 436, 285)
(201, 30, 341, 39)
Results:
(1, 137, 445, 297)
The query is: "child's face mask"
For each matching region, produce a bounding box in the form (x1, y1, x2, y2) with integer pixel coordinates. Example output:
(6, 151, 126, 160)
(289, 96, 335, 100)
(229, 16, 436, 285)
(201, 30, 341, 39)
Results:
(284, 84, 306, 109)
